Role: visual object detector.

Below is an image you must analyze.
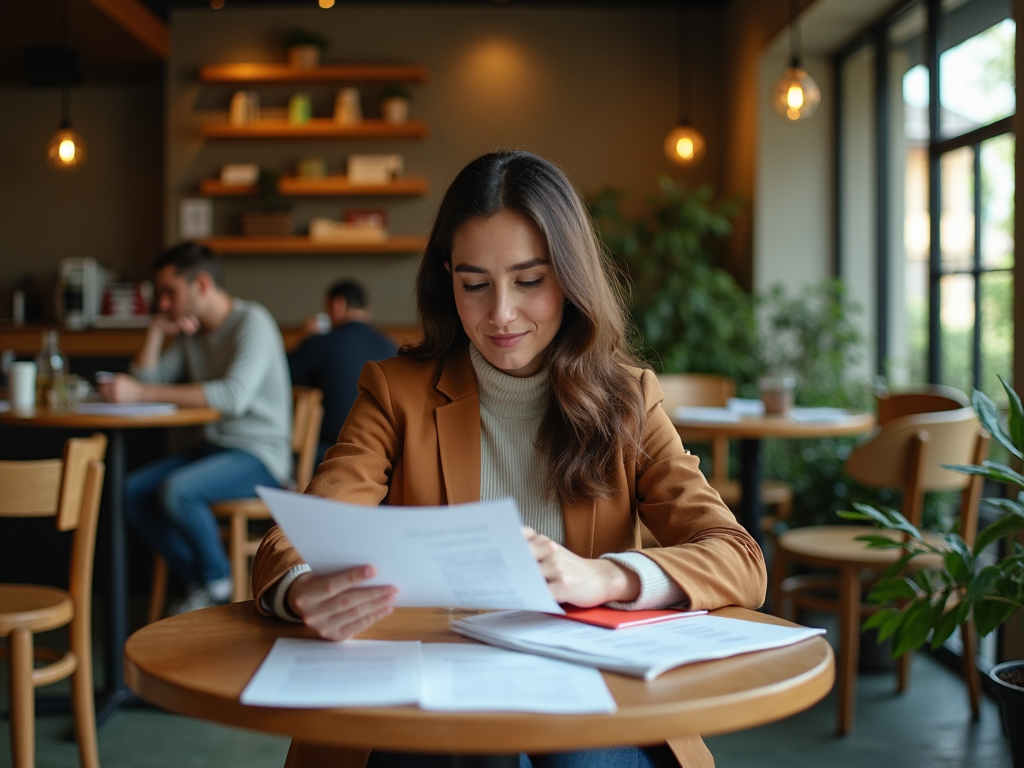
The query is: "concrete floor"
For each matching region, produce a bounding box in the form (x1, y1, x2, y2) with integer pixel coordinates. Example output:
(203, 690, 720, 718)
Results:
(0, 618, 1014, 768)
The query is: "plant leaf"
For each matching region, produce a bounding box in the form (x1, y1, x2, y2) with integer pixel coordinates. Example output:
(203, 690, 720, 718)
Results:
(863, 607, 901, 632)
(997, 377, 1024, 457)
(974, 514, 1024, 556)
(973, 387, 1023, 461)
(930, 599, 969, 649)
(974, 599, 1018, 637)
(892, 598, 944, 657)
(868, 577, 919, 604)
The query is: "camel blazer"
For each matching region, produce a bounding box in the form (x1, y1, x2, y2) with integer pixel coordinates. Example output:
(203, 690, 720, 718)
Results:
(254, 348, 767, 768)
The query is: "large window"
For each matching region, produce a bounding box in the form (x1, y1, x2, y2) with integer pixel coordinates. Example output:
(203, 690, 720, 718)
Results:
(836, 0, 1015, 406)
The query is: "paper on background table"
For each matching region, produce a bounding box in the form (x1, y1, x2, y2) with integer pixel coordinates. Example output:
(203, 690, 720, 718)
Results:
(788, 407, 853, 423)
(257, 487, 563, 613)
(72, 402, 178, 416)
(673, 406, 740, 423)
(726, 398, 765, 416)
(419, 644, 616, 714)
(452, 611, 826, 680)
(240, 639, 421, 707)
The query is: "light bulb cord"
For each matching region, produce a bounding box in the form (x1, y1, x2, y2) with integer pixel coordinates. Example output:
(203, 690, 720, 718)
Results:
(60, 0, 74, 127)
(789, 0, 802, 68)
(677, 5, 693, 125)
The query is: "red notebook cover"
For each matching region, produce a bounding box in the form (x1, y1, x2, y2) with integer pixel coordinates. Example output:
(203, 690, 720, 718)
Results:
(556, 606, 707, 629)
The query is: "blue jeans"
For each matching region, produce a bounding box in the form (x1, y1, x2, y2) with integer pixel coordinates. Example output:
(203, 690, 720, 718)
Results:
(126, 445, 279, 588)
(366, 746, 677, 767)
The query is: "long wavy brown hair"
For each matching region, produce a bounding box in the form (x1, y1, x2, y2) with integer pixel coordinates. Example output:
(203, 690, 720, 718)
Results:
(403, 151, 646, 504)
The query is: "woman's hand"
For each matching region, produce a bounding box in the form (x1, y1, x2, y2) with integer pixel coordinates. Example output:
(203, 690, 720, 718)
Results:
(286, 566, 397, 641)
(523, 527, 641, 607)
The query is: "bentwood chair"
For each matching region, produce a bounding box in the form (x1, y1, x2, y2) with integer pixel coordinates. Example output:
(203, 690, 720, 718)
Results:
(0, 433, 107, 768)
(771, 392, 988, 734)
(148, 386, 323, 619)
(657, 374, 794, 538)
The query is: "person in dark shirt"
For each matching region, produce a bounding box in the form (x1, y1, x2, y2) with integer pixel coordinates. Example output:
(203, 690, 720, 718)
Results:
(288, 280, 398, 463)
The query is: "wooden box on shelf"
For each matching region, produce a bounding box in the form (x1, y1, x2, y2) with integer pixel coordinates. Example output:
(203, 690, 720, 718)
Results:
(240, 211, 293, 237)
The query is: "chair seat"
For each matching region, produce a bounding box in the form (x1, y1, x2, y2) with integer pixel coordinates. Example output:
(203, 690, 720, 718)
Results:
(211, 498, 273, 519)
(0, 585, 73, 635)
(777, 525, 945, 568)
(711, 478, 792, 506)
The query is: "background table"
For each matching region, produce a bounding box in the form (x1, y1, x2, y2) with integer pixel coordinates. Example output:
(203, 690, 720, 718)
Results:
(672, 412, 875, 547)
(126, 603, 834, 764)
(0, 405, 220, 723)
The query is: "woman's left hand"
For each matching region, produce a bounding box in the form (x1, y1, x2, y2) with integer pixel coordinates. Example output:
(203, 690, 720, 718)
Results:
(523, 526, 641, 607)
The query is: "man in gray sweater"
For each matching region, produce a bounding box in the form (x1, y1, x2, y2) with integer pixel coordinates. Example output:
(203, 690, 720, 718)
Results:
(100, 243, 292, 614)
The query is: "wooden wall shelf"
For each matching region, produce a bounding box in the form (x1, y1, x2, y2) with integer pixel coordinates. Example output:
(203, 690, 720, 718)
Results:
(202, 236, 426, 255)
(201, 119, 428, 139)
(200, 177, 428, 197)
(200, 63, 429, 85)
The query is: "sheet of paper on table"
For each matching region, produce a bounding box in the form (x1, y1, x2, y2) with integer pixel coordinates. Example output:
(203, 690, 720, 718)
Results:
(673, 406, 740, 423)
(452, 611, 826, 680)
(788, 407, 853, 423)
(240, 638, 616, 714)
(256, 487, 563, 614)
(72, 402, 178, 416)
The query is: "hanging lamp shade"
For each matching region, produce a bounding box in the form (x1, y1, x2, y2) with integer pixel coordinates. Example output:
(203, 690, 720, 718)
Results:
(47, 120, 87, 171)
(771, 61, 821, 121)
(664, 123, 706, 166)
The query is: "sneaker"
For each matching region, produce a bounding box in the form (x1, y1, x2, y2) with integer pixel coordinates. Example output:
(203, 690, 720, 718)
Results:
(168, 584, 226, 616)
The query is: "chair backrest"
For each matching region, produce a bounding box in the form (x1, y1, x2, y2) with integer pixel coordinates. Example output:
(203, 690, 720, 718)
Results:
(658, 374, 736, 483)
(658, 374, 736, 409)
(292, 385, 324, 492)
(0, 434, 106, 618)
(876, 385, 970, 426)
(845, 407, 989, 536)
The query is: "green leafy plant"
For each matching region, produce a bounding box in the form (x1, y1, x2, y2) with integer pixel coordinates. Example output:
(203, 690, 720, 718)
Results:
(382, 84, 412, 101)
(284, 29, 329, 50)
(589, 178, 758, 382)
(839, 377, 1024, 657)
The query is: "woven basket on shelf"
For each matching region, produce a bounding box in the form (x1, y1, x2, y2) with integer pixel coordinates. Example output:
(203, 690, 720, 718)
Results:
(240, 211, 293, 237)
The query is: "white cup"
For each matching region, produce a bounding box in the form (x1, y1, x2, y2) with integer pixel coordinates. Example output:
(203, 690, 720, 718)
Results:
(10, 361, 37, 411)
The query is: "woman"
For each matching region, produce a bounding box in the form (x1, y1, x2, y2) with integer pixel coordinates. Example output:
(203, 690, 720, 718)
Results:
(253, 151, 766, 768)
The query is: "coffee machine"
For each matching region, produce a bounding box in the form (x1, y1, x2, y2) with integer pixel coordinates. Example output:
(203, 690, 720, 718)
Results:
(58, 258, 108, 329)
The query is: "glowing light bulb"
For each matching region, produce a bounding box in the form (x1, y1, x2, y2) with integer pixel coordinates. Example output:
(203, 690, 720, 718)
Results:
(210, 0, 224, 8)
(319, 0, 335, 7)
(47, 126, 87, 171)
(58, 138, 77, 162)
(663, 124, 706, 166)
(772, 65, 820, 122)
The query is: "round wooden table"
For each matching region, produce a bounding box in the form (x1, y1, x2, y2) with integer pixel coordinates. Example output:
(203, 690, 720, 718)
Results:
(126, 602, 834, 763)
(0, 405, 220, 722)
(672, 412, 875, 548)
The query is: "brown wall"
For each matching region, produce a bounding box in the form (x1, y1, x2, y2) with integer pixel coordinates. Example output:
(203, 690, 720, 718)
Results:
(0, 84, 164, 319)
(167, 5, 729, 325)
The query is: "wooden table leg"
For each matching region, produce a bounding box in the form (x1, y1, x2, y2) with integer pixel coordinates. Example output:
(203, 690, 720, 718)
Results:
(837, 566, 860, 735)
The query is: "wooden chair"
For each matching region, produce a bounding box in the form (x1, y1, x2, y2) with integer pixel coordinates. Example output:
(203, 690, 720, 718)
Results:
(0, 434, 107, 768)
(148, 386, 323, 619)
(655, 374, 794, 539)
(771, 397, 988, 735)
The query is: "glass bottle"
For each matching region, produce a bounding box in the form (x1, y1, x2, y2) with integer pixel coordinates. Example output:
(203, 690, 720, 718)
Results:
(35, 330, 70, 409)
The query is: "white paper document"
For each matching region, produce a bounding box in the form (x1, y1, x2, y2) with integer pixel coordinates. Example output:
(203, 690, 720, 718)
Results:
(241, 639, 421, 707)
(241, 639, 616, 714)
(72, 402, 178, 416)
(256, 487, 563, 613)
(673, 406, 740, 424)
(788, 407, 854, 423)
(452, 611, 826, 680)
(419, 643, 616, 714)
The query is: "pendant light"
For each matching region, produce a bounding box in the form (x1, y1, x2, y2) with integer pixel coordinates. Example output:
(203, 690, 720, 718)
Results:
(771, 0, 820, 122)
(664, 7, 705, 167)
(46, 0, 87, 172)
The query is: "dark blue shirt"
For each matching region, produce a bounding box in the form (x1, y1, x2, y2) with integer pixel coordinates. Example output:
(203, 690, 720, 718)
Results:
(287, 321, 398, 461)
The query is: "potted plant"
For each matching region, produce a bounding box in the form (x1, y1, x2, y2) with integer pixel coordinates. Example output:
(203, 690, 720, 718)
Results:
(840, 377, 1024, 766)
(381, 84, 412, 124)
(284, 29, 328, 69)
(240, 169, 293, 237)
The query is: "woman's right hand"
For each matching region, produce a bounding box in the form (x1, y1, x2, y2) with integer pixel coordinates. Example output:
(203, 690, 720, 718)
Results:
(286, 566, 398, 641)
